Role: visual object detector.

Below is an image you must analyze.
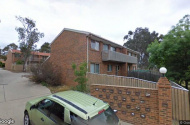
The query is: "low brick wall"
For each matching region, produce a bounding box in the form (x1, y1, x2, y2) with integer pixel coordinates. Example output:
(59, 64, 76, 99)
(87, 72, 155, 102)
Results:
(12, 64, 23, 72)
(91, 85, 159, 125)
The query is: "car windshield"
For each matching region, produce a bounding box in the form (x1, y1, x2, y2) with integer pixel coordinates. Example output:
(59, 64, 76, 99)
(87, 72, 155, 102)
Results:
(71, 107, 119, 125)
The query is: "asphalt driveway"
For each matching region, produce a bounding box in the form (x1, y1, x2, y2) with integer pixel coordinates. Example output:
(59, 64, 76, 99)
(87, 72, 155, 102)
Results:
(0, 68, 51, 125)
(0, 68, 131, 125)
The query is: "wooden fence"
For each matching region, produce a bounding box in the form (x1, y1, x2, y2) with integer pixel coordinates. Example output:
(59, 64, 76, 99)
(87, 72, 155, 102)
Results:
(171, 82, 190, 121)
(87, 73, 190, 121)
(87, 72, 157, 89)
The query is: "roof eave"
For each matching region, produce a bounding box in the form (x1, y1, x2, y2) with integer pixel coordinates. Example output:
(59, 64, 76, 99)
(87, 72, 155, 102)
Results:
(50, 28, 90, 46)
(88, 34, 124, 48)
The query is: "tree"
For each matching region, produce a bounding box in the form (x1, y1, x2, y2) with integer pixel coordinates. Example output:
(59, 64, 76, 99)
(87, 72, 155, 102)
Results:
(2, 43, 18, 54)
(0, 55, 7, 61)
(15, 16, 44, 71)
(147, 15, 190, 89)
(123, 27, 163, 69)
(72, 62, 88, 92)
(39, 42, 50, 53)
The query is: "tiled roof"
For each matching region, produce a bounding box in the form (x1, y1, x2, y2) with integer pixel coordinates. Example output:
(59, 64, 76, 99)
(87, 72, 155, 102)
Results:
(11, 50, 50, 56)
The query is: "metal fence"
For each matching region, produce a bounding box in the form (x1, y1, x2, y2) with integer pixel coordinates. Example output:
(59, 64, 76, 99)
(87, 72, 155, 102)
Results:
(128, 70, 162, 82)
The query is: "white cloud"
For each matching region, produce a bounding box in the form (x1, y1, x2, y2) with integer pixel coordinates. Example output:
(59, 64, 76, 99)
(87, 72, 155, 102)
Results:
(0, 0, 189, 49)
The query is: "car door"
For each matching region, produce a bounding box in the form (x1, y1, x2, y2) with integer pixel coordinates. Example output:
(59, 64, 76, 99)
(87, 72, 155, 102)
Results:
(44, 101, 70, 125)
(30, 99, 55, 125)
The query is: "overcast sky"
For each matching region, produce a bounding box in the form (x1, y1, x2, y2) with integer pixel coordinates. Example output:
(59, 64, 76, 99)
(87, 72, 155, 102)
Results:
(0, 0, 189, 49)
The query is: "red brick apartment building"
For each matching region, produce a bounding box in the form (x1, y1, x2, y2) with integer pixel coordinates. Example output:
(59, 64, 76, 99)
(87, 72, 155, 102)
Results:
(49, 28, 139, 85)
(5, 49, 50, 70)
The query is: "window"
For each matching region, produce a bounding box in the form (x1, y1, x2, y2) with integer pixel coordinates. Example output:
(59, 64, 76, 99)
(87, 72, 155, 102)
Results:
(37, 99, 65, 124)
(42, 56, 47, 60)
(91, 40, 99, 51)
(133, 66, 136, 70)
(128, 65, 130, 71)
(107, 64, 112, 72)
(116, 65, 120, 71)
(90, 63, 99, 73)
(37, 99, 54, 116)
(15, 53, 21, 58)
(70, 107, 119, 125)
(103, 44, 108, 51)
(128, 52, 132, 56)
(110, 47, 116, 51)
(49, 102, 65, 124)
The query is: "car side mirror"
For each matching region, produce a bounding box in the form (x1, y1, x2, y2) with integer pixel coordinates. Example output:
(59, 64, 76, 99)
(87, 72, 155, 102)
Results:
(113, 109, 117, 113)
(30, 105, 37, 110)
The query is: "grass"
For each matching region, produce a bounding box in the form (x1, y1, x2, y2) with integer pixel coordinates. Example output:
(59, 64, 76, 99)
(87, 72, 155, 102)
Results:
(26, 75, 72, 93)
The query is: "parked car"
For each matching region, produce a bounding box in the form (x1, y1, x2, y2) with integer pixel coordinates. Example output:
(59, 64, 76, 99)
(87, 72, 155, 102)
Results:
(24, 90, 120, 125)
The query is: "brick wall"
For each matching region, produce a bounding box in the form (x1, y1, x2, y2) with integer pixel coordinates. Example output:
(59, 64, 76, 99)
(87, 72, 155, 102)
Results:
(90, 77, 172, 125)
(12, 64, 23, 72)
(91, 85, 159, 125)
(49, 30, 87, 86)
(157, 77, 172, 125)
(5, 50, 13, 70)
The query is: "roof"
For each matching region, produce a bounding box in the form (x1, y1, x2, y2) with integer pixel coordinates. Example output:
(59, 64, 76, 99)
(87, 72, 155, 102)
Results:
(126, 47, 140, 54)
(11, 50, 50, 56)
(0, 59, 5, 64)
(50, 28, 124, 48)
(49, 90, 108, 120)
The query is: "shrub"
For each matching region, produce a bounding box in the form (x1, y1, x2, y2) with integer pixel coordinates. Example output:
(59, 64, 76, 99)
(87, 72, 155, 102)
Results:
(72, 62, 88, 92)
(30, 62, 62, 86)
(41, 81, 48, 86)
(0, 62, 5, 67)
(16, 60, 23, 64)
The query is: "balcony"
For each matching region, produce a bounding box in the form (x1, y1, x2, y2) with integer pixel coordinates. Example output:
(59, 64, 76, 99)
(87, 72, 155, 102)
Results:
(102, 50, 137, 63)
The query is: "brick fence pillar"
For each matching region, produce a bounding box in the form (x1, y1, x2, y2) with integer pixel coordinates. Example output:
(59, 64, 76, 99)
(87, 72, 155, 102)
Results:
(157, 77, 172, 125)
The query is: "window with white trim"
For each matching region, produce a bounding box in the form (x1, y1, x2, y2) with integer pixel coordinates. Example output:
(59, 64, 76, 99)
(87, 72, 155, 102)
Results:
(91, 40, 99, 51)
(90, 63, 99, 73)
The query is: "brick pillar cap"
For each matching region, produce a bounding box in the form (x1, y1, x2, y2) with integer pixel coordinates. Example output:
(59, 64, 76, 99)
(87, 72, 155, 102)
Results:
(157, 77, 171, 88)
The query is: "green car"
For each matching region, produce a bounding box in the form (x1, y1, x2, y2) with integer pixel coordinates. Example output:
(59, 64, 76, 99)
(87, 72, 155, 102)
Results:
(24, 90, 120, 125)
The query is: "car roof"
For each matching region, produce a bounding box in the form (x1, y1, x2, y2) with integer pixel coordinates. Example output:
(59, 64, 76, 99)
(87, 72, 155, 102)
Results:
(48, 90, 109, 120)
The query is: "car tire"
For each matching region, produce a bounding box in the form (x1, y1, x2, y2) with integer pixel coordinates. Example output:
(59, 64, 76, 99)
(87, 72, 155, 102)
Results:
(24, 111, 30, 125)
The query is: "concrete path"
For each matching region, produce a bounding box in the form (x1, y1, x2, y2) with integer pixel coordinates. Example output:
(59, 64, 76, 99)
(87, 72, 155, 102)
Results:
(0, 68, 51, 125)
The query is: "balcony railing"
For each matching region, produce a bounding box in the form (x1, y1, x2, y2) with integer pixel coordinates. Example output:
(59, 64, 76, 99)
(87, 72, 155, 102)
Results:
(102, 50, 137, 63)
